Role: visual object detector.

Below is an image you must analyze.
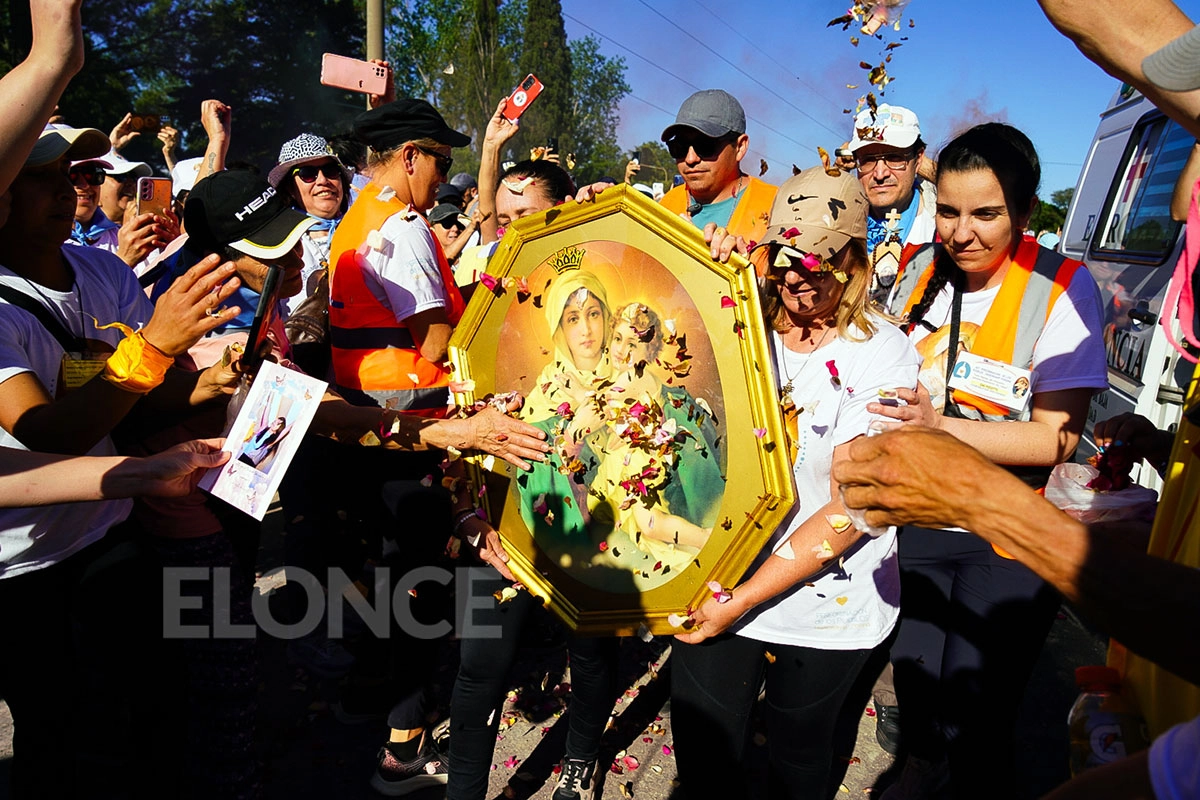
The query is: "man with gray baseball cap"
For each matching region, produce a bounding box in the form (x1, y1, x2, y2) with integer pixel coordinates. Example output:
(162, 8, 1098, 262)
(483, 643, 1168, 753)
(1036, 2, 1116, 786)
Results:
(659, 88, 776, 248)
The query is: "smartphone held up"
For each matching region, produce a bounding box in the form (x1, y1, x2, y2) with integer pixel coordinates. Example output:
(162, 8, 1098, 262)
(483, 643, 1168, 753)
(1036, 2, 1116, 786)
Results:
(320, 53, 389, 96)
(135, 177, 173, 219)
(502, 74, 545, 122)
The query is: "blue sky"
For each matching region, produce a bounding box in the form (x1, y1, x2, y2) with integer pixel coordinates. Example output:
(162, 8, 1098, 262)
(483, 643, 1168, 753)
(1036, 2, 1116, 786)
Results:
(564, 0, 1200, 197)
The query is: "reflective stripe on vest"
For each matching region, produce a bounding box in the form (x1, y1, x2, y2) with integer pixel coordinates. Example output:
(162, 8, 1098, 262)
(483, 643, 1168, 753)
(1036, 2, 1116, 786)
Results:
(327, 182, 465, 415)
(889, 237, 1085, 421)
(660, 176, 777, 247)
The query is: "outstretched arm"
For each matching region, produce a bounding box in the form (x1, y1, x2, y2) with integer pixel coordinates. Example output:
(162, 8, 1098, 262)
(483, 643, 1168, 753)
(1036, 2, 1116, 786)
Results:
(834, 426, 1200, 686)
(0, 0, 85, 197)
(1039, 0, 1200, 137)
(478, 98, 520, 244)
(0, 438, 229, 506)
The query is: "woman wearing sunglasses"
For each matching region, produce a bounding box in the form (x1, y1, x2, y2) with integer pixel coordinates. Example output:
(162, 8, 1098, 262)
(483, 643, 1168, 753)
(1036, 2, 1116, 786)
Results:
(670, 167, 919, 799)
(268, 132, 352, 317)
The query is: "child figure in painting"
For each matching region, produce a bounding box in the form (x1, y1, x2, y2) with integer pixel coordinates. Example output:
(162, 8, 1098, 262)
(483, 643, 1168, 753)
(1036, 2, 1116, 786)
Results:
(586, 302, 724, 573)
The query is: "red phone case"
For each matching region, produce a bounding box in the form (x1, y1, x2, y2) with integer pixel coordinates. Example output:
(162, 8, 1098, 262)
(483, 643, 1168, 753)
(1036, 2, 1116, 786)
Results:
(320, 53, 389, 96)
(502, 74, 545, 122)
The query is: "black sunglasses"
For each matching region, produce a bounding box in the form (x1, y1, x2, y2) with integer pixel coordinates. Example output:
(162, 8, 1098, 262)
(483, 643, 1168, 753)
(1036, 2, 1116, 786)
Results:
(665, 133, 735, 161)
(415, 145, 453, 177)
(292, 162, 342, 183)
(68, 164, 106, 186)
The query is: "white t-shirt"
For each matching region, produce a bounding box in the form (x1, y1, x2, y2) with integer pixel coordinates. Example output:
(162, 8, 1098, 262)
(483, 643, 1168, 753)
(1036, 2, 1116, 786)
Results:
(1151, 715, 1200, 799)
(903, 267, 1108, 411)
(735, 322, 920, 650)
(0, 246, 155, 578)
(357, 209, 450, 322)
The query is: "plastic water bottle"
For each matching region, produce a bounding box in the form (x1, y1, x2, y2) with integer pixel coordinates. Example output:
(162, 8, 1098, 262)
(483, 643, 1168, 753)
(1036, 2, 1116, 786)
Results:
(839, 420, 890, 537)
(1067, 666, 1150, 776)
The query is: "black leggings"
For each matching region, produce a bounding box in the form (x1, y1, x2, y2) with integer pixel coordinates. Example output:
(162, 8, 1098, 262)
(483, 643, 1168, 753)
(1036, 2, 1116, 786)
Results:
(890, 525, 1061, 798)
(671, 634, 872, 800)
(0, 525, 180, 799)
(447, 571, 617, 800)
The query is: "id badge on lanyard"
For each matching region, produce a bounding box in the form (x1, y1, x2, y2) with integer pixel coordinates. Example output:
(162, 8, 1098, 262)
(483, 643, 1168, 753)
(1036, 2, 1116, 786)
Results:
(947, 351, 1033, 415)
(941, 277, 1033, 416)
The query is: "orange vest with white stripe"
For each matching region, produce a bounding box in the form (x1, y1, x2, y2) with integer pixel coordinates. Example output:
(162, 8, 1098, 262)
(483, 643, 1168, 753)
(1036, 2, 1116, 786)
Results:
(660, 175, 777, 247)
(328, 183, 465, 416)
(890, 237, 1085, 422)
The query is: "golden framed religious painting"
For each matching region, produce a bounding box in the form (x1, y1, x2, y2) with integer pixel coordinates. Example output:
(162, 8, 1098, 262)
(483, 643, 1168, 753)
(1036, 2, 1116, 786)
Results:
(448, 186, 794, 636)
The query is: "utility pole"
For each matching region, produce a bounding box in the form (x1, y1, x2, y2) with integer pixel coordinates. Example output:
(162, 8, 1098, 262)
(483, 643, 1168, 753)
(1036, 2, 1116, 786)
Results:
(366, 0, 384, 61)
(366, 0, 384, 108)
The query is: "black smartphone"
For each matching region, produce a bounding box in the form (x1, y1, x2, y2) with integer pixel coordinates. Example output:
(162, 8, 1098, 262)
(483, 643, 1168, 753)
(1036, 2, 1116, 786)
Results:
(546, 136, 559, 152)
(242, 266, 282, 377)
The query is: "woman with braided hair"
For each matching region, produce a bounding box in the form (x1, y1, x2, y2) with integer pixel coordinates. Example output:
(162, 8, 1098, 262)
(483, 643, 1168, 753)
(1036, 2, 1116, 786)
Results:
(869, 123, 1108, 799)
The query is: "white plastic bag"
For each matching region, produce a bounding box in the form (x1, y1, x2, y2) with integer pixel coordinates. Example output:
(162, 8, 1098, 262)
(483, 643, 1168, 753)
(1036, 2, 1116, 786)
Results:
(1043, 462, 1159, 524)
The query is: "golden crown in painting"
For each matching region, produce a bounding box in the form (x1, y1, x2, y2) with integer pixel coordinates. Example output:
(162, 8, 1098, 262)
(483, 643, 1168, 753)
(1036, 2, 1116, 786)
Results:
(547, 245, 586, 274)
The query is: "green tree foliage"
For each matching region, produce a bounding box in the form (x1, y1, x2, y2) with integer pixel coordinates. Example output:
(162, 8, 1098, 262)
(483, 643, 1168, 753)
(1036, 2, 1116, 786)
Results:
(30, 0, 368, 173)
(385, 0, 466, 106)
(16, 0, 629, 183)
(624, 140, 676, 192)
(567, 36, 629, 184)
(513, 0, 571, 160)
(1050, 187, 1075, 210)
(1029, 185, 1074, 237)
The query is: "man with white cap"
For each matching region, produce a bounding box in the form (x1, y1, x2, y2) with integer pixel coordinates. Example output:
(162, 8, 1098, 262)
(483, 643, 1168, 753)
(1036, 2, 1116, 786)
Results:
(845, 103, 937, 300)
(659, 88, 776, 249)
(97, 150, 151, 225)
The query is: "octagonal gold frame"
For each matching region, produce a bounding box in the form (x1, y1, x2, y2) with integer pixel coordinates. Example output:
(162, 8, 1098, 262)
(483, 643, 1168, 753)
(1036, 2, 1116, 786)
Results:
(448, 185, 794, 635)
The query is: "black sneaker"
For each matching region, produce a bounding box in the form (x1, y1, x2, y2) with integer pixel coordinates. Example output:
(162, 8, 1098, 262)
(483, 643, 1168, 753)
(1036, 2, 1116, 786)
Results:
(369, 740, 449, 796)
(874, 700, 903, 756)
(551, 757, 597, 800)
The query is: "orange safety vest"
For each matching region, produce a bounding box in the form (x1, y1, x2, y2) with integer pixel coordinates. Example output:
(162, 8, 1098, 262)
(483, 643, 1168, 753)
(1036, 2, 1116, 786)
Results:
(891, 237, 1085, 421)
(328, 183, 465, 415)
(660, 175, 777, 247)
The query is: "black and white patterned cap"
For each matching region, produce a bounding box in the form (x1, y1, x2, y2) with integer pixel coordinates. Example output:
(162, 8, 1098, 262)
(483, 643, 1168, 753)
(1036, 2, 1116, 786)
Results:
(267, 132, 350, 188)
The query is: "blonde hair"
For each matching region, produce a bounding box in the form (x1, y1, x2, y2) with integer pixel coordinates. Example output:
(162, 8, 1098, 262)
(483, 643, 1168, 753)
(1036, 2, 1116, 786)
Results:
(366, 136, 444, 170)
(612, 302, 664, 362)
(762, 238, 879, 341)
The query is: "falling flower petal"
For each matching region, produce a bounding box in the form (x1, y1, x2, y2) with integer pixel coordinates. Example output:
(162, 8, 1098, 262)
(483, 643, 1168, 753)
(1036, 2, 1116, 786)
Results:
(667, 612, 690, 628)
(753, 427, 768, 439)
(720, 295, 736, 309)
(479, 273, 499, 292)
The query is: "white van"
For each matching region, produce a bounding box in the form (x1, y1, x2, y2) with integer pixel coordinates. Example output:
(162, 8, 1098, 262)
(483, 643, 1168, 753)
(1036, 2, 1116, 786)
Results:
(1062, 84, 1194, 490)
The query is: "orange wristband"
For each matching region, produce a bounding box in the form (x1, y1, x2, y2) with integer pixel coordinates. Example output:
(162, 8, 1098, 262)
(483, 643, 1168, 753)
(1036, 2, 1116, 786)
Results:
(101, 331, 173, 393)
